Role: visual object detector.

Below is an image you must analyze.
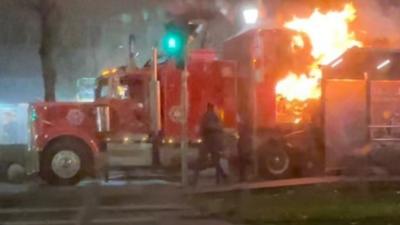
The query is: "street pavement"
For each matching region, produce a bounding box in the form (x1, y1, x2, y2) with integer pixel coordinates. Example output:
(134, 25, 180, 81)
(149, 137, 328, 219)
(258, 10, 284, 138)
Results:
(0, 176, 234, 225)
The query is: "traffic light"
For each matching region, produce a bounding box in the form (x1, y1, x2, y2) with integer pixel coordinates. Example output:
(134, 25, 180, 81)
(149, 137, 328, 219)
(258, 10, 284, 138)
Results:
(161, 22, 190, 69)
(162, 31, 186, 56)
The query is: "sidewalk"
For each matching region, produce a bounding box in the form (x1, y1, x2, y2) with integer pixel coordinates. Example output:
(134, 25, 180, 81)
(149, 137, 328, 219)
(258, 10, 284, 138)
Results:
(0, 178, 235, 225)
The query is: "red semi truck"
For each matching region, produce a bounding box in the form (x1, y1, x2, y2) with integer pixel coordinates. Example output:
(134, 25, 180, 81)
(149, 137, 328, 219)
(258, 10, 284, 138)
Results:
(27, 48, 238, 185)
(24, 27, 400, 185)
(26, 28, 311, 185)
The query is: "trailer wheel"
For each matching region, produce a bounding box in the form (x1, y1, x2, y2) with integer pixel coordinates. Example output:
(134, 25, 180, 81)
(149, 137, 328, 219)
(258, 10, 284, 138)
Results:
(258, 140, 292, 179)
(40, 139, 92, 185)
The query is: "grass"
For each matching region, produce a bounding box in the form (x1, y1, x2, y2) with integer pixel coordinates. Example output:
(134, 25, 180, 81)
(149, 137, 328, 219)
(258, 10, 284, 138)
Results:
(191, 182, 400, 225)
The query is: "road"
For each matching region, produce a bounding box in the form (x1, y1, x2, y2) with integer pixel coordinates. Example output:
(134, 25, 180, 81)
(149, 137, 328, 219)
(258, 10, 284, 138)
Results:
(190, 176, 400, 194)
(0, 177, 233, 225)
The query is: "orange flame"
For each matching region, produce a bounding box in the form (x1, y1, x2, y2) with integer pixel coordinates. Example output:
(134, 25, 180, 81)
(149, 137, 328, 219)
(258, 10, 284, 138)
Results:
(276, 3, 362, 123)
(284, 3, 361, 66)
(276, 72, 320, 102)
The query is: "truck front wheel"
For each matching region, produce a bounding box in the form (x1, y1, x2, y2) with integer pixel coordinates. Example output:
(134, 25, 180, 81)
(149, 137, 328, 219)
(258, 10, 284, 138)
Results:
(40, 140, 92, 185)
(258, 140, 293, 179)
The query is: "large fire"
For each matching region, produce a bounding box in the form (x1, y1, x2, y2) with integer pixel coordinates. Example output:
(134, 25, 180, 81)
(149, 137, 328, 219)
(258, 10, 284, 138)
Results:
(285, 3, 361, 66)
(276, 3, 362, 123)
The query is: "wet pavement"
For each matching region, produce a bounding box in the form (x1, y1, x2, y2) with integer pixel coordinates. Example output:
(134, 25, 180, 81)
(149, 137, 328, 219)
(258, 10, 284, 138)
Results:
(0, 176, 234, 225)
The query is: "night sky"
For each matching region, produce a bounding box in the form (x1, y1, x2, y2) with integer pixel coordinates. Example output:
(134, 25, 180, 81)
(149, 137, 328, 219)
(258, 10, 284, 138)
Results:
(0, 0, 399, 102)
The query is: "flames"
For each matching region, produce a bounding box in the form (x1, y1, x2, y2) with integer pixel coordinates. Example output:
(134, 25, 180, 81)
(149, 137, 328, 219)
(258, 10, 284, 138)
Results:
(276, 72, 320, 102)
(276, 3, 362, 123)
(284, 3, 361, 66)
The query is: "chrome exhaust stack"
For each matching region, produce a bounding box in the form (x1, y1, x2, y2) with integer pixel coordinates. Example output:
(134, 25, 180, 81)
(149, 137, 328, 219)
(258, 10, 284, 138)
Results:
(95, 105, 111, 133)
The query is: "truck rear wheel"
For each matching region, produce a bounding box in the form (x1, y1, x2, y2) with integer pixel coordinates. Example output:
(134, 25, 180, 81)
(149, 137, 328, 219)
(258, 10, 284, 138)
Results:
(258, 140, 292, 179)
(40, 140, 92, 185)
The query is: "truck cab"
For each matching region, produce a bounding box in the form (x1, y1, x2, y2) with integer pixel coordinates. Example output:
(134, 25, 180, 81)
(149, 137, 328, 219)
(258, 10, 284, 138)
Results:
(28, 49, 237, 185)
(95, 67, 151, 140)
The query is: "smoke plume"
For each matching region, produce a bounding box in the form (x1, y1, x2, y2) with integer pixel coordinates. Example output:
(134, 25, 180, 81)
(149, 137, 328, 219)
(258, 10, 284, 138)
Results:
(354, 0, 400, 48)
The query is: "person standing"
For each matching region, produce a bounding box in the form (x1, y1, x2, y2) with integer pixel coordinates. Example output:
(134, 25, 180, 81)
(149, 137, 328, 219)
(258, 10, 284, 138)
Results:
(192, 103, 227, 185)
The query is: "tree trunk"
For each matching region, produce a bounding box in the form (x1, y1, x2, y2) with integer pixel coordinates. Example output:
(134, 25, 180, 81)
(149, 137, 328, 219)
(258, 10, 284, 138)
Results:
(38, 0, 58, 102)
(40, 51, 56, 101)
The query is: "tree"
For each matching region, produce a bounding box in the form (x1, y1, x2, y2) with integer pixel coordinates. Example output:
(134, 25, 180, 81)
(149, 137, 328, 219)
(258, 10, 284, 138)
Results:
(36, 0, 61, 101)
(11, 0, 61, 101)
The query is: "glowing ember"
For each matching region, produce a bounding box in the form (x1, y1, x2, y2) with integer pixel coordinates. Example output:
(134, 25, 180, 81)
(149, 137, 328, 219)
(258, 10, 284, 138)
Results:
(275, 3, 362, 123)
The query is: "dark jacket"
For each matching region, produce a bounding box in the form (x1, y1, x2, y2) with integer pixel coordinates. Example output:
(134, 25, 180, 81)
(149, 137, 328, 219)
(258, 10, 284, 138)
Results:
(200, 110, 224, 152)
(200, 110, 223, 136)
(238, 121, 252, 153)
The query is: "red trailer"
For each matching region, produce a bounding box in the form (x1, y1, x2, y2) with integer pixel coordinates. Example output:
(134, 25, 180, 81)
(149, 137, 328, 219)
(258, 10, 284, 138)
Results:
(323, 47, 400, 174)
(220, 30, 400, 179)
(222, 28, 320, 179)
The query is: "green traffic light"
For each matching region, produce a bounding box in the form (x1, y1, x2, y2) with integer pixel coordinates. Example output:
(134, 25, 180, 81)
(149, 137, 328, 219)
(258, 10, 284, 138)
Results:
(168, 37, 177, 49)
(162, 33, 184, 56)
(161, 22, 191, 69)
(161, 25, 188, 58)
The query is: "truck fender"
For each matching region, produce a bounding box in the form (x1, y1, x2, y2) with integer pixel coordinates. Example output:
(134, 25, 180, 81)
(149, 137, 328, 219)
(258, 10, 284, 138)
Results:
(41, 133, 101, 155)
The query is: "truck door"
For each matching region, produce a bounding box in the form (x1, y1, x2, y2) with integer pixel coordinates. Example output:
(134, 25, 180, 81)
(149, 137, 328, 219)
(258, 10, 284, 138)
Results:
(112, 76, 152, 166)
(112, 76, 149, 138)
(96, 75, 152, 167)
(96, 75, 149, 139)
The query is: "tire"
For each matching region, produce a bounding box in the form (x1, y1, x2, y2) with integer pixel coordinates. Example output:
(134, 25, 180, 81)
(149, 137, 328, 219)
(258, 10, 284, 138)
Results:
(7, 163, 25, 183)
(258, 140, 293, 179)
(40, 139, 92, 185)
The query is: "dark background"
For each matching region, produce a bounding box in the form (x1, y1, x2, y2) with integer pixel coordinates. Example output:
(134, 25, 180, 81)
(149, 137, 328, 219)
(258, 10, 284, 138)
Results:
(0, 0, 398, 103)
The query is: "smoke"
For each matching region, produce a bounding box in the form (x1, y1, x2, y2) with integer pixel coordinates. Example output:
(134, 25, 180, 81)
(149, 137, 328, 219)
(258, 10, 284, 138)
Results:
(354, 0, 400, 48)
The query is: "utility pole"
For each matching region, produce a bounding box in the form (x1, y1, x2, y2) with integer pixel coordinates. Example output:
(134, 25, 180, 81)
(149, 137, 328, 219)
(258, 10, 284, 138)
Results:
(160, 21, 201, 187)
(150, 47, 161, 166)
(251, 0, 268, 177)
(150, 48, 161, 132)
(180, 35, 195, 187)
(180, 63, 189, 186)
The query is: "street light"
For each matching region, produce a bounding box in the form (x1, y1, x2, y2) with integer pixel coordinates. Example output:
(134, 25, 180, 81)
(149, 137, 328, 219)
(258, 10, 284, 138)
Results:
(242, 8, 259, 24)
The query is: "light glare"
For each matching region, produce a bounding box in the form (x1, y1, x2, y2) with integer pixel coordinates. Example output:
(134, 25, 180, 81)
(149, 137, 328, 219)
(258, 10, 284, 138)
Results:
(243, 8, 259, 24)
(377, 59, 391, 70)
(168, 38, 177, 49)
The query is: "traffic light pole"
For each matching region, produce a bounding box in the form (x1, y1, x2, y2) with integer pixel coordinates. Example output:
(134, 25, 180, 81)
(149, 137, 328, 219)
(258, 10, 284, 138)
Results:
(161, 22, 196, 186)
(150, 48, 162, 166)
(180, 63, 189, 186)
